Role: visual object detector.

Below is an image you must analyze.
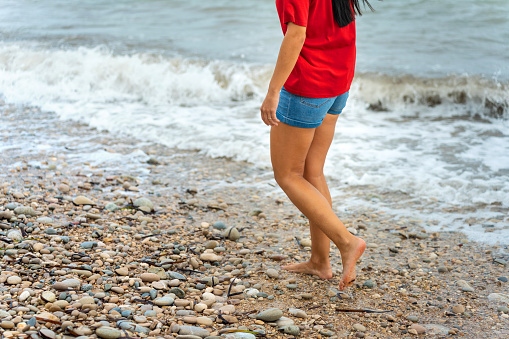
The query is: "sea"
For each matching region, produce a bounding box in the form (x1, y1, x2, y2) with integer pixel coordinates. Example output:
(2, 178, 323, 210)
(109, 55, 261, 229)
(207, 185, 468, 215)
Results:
(0, 0, 508, 246)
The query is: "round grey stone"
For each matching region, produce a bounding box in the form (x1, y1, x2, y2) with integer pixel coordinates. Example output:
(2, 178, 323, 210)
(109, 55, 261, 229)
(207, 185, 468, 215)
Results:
(133, 198, 154, 211)
(154, 297, 174, 306)
(96, 327, 122, 339)
(281, 325, 300, 336)
(256, 308, 283, 322)
(14, 206, 36, 216)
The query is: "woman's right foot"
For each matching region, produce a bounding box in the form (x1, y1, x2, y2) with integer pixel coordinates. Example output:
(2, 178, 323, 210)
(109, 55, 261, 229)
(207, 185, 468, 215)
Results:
(282, 260, 333, 279)
(338, 237, 366, 290)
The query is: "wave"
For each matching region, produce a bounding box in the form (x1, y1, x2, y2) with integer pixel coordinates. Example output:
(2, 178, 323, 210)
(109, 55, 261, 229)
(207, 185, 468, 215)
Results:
(353, 72, 509, 119)
(0, 42, 507, 120)
(0, 42, 271, 107)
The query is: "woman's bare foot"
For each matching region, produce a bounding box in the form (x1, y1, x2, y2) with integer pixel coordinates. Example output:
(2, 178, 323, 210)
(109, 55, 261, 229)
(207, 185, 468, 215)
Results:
(338, 237, 366, 290)
(282, 260, 333, 279)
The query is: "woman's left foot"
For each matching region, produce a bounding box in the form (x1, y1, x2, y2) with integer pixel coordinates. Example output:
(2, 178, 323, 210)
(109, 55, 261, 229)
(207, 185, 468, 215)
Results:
(282, 260, 333, 279)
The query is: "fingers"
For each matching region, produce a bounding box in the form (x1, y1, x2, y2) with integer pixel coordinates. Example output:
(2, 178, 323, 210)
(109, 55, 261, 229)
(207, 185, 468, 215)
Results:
(261, 109, 280, 127)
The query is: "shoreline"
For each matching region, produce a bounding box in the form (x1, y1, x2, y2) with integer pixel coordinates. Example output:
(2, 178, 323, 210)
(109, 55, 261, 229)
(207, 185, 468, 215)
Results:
(1, 102, 508, 338)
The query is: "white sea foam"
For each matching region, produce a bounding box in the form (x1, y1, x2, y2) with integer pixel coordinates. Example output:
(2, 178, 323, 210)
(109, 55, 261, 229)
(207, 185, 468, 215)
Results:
(1, 42, 508, 244)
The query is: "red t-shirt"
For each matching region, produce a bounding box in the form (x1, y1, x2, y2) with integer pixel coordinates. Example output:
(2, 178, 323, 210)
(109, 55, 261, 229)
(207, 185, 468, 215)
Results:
(276, 0, 356, 98)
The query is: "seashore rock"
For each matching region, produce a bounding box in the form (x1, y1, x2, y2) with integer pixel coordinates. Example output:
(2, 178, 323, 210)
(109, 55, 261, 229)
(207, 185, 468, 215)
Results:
(141, 273, 160, 282)
(224, 227, 240, 241)
(0, 211, 14, 219)
(409, 324, 426, 334)
(256, 308, 283, 322)
(6, 276, 21, 284)
(53, 278, 81, 290)
(266, 268, 279, 279)
(179, 325, 210, 338)
(37, 216, 53, 224)
(133, 197, 154, 211)
(281, 325, 300, 336)
(488, 293, 509, 304)
(73, 196, 95, 205)
(96, 327, 122, 339)
(13, 206, 36, 216)
(7, 230, 22, 241)
(456, 279, 475, 292)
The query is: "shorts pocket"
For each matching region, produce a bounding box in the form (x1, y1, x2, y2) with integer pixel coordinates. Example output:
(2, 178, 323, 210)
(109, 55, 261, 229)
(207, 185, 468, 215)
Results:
(300, 97, 332, 108)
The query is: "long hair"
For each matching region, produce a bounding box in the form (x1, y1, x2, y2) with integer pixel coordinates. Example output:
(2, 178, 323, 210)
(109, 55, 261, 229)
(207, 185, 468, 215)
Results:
(332, 0, 374, 27)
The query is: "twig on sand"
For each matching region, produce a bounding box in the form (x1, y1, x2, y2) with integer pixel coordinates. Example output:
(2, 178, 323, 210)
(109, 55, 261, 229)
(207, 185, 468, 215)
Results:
(335, 308, 392, 314)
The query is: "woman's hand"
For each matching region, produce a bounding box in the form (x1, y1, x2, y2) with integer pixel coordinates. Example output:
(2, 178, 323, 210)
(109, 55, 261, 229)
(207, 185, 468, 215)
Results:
(261, 91, 280, 126)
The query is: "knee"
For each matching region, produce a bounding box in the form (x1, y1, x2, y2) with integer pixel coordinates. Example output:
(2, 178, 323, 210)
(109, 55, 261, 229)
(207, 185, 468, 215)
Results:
(303, 169, 324, 183)
(273, 171, 302, 191)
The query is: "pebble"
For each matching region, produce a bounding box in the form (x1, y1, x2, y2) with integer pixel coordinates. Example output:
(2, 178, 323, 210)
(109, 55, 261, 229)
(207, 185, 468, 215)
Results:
(6, 276, 21, 284)
(212, 221, 227, 229)
(363, 280, 375, 288)
(73, 196, 95, 205)
(200, 252, 221, 262)
(410, 324, 426, 334)
(133, 198, 154, 212)
(494, 258, 507, 266)
(115, 267, 129, 276)
(141, 273, 160, 282)
(452, 304, 465, 314)
(39, 329, 56, 339)
(438, 266, 449, 273)
(96, 327, 122, 339)
(488, 293, 509, 304)
(456, 279, 475, 292)
(320, 329, 335, 337)
(498, 276, 508, 283)
(266, 268, 279, 279)
(105, 202, 120, 211)
(7, 230, 22, 241)
(154, 297, 174, 306)
(256, 308, 283, 322)
(0, 210, 13, 219)
(178, 325, 210, 337)
(281, 325, 300, 336)
(14, 206, 36, 216)
(0, 321, 15, 329)
(288, 308, 307, 318)
(36, 216, 53, 224)
(406, 315, 419, 322)
(42, 291, 56, 302)
(497, 306, 509, 313)
(81, 241, 98, 249)
(352, 323, 366, 332)
(58, 183, 70, 193)
(53, 278, 81, 290)
(224, 227, 240, 241)
(19, 290, 30, 302)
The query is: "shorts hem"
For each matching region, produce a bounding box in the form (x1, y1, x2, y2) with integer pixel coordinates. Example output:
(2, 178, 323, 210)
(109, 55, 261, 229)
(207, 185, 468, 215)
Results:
(276, 111, 322, 129)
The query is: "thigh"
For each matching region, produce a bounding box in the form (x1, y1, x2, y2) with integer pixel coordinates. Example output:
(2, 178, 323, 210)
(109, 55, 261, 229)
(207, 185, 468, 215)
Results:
(270, 122, 316, 178)
(304, 113, 339, 177)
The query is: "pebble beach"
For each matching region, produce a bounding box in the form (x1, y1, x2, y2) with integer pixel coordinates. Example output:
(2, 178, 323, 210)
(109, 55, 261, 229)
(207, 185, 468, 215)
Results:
(1, 99, 509, 339)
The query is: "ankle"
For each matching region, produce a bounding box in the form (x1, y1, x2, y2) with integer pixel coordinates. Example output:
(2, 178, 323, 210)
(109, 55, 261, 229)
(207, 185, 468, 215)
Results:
(309, 257, 330, 267)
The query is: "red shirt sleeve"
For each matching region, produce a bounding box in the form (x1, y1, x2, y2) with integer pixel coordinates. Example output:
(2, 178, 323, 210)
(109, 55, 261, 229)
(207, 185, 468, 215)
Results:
(277, 0, 310, 27)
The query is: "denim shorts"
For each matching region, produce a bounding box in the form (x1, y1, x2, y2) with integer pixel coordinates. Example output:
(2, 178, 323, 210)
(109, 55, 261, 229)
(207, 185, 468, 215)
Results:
(276, 87, 349, 128)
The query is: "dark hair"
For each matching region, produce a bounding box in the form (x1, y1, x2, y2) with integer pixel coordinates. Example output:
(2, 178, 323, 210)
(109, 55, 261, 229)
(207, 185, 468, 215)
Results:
(332, 0, 374, 27)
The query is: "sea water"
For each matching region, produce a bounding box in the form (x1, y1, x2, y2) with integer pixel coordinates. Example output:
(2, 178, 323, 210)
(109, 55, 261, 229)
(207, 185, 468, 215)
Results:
(0, 0, 508, 245)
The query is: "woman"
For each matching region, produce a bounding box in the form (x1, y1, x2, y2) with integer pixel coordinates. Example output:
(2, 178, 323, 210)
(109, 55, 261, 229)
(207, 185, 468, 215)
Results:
(260, 0, 373, 290)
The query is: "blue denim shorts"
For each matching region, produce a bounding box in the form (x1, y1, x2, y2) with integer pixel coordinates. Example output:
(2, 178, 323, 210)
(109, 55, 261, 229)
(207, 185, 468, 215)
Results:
(276, 87, 349, 128)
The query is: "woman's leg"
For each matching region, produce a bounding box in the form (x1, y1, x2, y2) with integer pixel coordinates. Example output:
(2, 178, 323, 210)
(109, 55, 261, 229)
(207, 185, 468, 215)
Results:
(282, 114, 338, 279)
(271, 116, 365, 290)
